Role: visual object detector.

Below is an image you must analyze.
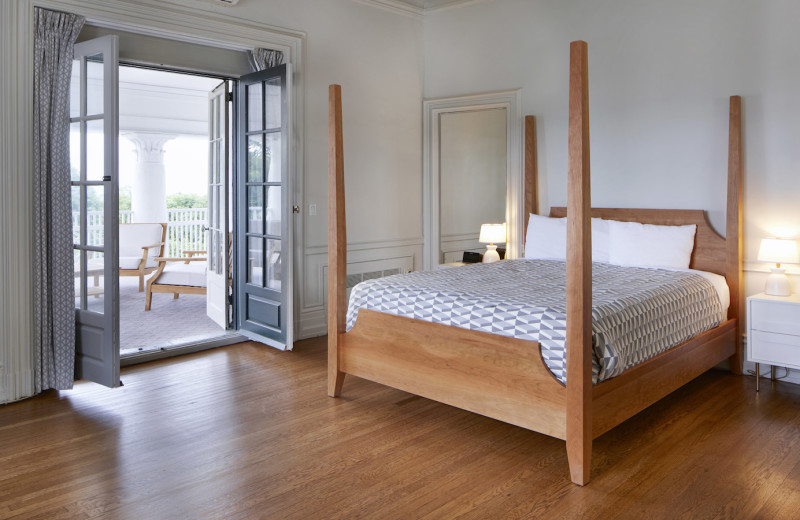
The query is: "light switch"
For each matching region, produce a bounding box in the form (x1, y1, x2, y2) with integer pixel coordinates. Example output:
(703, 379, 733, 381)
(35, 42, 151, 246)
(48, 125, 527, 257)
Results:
(309, 204, 317, 216)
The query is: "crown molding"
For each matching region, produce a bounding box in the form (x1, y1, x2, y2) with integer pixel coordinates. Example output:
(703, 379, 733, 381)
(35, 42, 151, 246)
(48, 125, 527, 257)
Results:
(33, 0, 306, 51)
(352, 0, 423, 18)
(424, 0, 488, 13)
(353, 0, 491, 17)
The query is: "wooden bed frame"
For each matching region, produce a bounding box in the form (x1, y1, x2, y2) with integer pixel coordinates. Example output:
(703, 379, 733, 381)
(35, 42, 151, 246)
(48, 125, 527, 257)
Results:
(327, 41, 743, 485)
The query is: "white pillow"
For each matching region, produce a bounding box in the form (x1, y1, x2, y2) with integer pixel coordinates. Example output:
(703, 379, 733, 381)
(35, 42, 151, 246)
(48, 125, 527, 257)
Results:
(525, 214, 567, 260)
(591, 218, 610, 264)
(523, 214, 611, 263)
(608, 220, 696, 269)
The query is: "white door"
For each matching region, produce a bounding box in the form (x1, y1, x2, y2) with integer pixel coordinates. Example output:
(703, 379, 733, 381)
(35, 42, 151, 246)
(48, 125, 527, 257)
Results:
(206, 81, 230, 328)
(71, 35, 120, 387)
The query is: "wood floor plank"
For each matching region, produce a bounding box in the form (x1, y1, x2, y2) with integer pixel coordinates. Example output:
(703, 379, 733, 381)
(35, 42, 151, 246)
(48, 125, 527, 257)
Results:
(1, 337, 799, 519)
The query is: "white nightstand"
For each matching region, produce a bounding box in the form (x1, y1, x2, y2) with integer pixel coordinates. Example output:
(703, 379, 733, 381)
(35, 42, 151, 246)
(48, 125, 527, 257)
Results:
(746, 293, 800, 391)
(436, 262, 468, 270)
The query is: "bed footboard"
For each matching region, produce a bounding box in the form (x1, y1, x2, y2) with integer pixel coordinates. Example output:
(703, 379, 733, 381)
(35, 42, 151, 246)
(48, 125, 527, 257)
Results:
(341, 309, 568, 439)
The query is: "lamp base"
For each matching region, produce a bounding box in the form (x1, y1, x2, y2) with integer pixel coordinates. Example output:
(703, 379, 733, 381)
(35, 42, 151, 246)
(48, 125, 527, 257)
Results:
(483, 244, 500, 263)
(765, 267, 791, 296)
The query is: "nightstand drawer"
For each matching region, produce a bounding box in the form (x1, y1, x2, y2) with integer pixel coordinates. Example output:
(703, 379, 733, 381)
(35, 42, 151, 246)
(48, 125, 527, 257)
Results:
(750, 300, 800, 336)
(749, 330, 800, 369)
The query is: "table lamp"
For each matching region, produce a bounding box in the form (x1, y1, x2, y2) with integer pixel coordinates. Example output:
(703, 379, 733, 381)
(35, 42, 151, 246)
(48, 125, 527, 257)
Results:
(479, 223, 506, 263)
(757, 237, 799, 296)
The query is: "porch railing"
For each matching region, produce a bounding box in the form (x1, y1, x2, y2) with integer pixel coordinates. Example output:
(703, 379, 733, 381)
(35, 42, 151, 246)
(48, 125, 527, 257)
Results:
(166, 208, 207, 257)
(73, 208, 208, 258)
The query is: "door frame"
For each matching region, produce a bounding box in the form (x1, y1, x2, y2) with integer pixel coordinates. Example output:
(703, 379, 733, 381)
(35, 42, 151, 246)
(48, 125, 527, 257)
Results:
(28, 1, 306, 331)
(114, 66, 242, 362)
(423, 90, 523, 270)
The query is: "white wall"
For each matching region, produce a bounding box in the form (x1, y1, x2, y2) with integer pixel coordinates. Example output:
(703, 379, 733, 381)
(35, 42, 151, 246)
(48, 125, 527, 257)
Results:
(424, 0, 800, 280)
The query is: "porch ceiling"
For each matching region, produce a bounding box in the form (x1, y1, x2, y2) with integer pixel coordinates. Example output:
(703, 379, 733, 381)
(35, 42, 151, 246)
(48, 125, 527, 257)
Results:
(118, 67, 222, 136)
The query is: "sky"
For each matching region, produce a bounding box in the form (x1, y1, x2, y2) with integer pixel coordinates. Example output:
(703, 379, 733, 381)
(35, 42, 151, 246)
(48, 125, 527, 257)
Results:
(119, 135, 208, 195)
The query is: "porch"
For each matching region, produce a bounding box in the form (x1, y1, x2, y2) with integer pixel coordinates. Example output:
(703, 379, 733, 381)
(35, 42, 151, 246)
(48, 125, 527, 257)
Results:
(74, 196, 224, 354)
(118, 274, 223, 355)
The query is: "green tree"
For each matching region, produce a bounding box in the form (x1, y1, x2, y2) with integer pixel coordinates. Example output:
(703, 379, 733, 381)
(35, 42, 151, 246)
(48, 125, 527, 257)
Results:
(72, 185, 132, 212)
(119, 185, 132, 210)
(167, 193, 207, 209)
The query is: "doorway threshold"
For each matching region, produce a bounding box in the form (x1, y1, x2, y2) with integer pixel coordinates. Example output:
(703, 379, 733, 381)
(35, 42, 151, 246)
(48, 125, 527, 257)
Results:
(121, 332, 245, 366)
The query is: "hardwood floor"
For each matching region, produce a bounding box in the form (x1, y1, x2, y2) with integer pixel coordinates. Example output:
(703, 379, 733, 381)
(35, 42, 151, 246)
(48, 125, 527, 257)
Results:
(1, 338, 799, 519)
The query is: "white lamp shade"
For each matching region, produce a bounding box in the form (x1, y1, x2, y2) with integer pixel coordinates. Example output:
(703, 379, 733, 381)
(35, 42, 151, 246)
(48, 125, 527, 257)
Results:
(479, 223, 506, 244)
(757, 238, 799, 265)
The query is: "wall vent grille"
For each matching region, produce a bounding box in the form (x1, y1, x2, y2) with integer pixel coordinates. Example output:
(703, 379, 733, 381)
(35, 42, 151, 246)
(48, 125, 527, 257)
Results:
(346, 268, 401, 290)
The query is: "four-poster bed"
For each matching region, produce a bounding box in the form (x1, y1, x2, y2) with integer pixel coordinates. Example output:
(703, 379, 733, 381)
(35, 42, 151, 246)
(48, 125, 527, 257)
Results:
(327, 41, 743, 485)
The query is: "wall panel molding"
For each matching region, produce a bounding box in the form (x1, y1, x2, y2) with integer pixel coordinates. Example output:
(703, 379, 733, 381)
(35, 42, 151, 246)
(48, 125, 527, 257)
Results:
(305, 236, 424, 256)
(297, 238, 422, 339)
(0, 0, 34, 403)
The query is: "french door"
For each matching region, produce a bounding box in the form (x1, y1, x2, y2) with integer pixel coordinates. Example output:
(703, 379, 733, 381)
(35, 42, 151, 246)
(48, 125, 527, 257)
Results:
(71, 35, 120, 387)
(236, 64, 293, 349)
(207, 81, 230, 329)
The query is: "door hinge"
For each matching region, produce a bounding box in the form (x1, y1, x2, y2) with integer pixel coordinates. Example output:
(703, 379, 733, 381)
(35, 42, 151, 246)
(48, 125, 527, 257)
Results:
(226, 92, 233, 102)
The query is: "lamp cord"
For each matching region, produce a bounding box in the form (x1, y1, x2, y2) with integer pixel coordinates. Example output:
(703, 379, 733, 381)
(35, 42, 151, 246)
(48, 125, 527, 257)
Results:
(746, 367, 791, 381)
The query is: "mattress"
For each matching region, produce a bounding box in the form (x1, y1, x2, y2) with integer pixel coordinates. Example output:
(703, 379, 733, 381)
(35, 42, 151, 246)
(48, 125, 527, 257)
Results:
(345, 259, 726, 384)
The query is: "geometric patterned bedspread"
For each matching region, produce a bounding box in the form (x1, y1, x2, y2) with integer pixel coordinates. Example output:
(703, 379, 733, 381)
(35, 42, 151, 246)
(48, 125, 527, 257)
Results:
(346, 259, 724, 384)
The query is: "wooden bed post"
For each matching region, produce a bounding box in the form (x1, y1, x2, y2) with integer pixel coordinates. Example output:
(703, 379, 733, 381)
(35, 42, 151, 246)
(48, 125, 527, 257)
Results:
(565, 41, 593, 486)
(726, 95, 744, 374)
(328, 84, 346, 397)
(524, 115, 538, 235)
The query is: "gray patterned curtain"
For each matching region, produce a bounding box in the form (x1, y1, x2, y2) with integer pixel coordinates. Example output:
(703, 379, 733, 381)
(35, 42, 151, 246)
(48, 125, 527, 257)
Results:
(248, 48, 284, 71)
(33, 8, 85, 392)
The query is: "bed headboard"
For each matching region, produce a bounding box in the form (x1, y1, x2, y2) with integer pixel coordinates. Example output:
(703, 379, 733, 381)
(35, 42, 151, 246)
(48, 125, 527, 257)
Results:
(527, 94, 742, 287)
(548, 207, 727, 277)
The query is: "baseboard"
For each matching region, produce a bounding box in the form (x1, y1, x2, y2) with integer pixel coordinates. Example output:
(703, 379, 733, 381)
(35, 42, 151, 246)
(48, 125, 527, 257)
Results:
(0, 368, 35, 405)
(296, 308, 327, 340)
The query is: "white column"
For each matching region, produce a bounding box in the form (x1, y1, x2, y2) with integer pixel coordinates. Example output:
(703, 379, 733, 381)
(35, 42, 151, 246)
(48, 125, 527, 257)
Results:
(126, 132, 176, 223)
